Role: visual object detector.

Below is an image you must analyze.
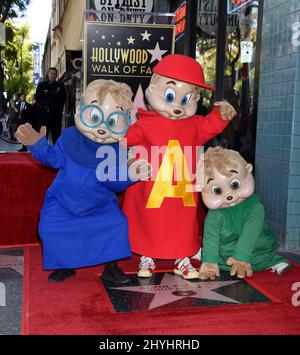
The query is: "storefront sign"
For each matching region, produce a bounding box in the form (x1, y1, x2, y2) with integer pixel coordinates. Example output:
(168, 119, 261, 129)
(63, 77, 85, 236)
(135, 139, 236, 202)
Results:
(85, 22, 174, 118)
(197, 0, 239, 36)
(241, 41, 254, 63)
(227, 0, 256, 15)
(174, 1, 186, 41)
(91, 0, 154, 23)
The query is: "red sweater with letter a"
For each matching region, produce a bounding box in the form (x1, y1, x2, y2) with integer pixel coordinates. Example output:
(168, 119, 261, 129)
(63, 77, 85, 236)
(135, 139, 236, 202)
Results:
(123, 107, 229, 259)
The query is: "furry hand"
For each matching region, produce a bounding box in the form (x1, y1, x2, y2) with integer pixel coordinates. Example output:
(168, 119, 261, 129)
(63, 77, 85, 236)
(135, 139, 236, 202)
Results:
(226, 257, 253, 279)
(128, 158, 152, 181)
(15, 123, 46, 146)
(199, 262, 220, 280)
(214, 101, 236, 121)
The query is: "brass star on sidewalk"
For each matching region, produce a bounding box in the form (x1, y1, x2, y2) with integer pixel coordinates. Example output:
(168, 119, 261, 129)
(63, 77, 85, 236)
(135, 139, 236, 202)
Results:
(112, 273, 241, 310)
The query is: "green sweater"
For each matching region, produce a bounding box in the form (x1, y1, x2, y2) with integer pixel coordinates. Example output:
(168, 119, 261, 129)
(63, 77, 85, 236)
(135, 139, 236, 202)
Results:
(202, 194, 287, 271)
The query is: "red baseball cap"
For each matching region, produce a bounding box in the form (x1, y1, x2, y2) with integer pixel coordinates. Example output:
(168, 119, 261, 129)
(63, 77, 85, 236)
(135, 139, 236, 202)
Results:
(153, 54, 215, 91)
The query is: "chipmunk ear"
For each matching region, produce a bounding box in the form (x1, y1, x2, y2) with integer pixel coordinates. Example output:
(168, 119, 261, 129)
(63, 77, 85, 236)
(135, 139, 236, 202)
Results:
(246, 163, 253, 173)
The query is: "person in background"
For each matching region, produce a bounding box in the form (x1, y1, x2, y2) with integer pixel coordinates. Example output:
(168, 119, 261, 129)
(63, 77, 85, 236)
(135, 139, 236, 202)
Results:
(29, 94, 41, 132)
(0, 104, 7, 136)
(35, 67, 66, 144)
(16, 93, 31, 152)
(7, 100, 19, 141)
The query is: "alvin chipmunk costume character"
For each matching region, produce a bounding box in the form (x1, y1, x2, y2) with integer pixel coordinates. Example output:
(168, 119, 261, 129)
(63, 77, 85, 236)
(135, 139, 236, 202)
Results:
(15, 79, 150, 284)
(122, 54, 236, 279)
(198, 147, 290, 280)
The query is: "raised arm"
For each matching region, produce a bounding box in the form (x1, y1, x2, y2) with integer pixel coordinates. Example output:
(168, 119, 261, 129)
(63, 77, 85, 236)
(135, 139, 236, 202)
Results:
(197, 102, 236, 144)
(15, 123, 64, 169)
(197, 107, 228, 143)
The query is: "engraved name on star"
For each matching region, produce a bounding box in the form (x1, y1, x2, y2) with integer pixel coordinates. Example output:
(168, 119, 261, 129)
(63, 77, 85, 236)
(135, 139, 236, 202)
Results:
(127, 36, 136, 45)
(0, 255, 24, 276)
(147, 42, 168, 64)
(141, 30, 152, 41)
(111, 273, 241, 310)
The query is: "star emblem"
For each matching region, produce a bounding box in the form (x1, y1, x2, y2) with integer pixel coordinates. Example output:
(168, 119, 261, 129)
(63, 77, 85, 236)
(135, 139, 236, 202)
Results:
(127, 36, 136, 45)
(101, 35, 106, 40)
(111, 273, 241, 310)
(0, 255, 24, 276)
(141, 30, 152, 41)
(147, 42, 168, 64)
(160, 36, 165, 41)
(117, 41, 122, 46)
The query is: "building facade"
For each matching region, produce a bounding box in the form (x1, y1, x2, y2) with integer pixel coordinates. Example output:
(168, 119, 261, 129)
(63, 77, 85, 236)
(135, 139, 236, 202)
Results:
(255, 0, 300, 250)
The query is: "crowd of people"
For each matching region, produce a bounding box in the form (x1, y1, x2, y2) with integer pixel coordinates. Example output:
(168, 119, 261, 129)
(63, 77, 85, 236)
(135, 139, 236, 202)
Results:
(0, 67, 66, 151)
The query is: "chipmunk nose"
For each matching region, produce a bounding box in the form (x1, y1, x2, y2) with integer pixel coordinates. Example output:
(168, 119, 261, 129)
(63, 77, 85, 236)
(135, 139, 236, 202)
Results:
(227, 196, 233, 201)
(174, 110, 182, 115)
(97, 130, 106, 136)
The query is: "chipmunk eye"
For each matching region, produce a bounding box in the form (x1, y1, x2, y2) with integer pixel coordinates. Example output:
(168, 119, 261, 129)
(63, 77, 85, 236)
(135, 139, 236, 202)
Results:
(231, 179, 241, 190)
(182, 93, 192, 106)
(164, 88, 176, 103)
(211, 185, 223, 196)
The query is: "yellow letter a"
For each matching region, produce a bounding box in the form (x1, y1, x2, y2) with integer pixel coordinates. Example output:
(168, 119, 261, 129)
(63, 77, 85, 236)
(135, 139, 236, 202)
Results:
(146, 140, 196, 209)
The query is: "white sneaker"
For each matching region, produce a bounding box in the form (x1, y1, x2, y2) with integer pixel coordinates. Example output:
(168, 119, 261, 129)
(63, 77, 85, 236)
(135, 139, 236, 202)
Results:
(174, 257, 199, 279)
(270, 262, 291, 275)
(191, 248, 202, 261)
(138, 256, 156, 278)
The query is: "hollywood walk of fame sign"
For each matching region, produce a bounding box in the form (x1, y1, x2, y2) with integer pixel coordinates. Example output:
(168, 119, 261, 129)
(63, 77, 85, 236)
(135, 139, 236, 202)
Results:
(101, 272, 272, 313)
(84, 22, 174, 119)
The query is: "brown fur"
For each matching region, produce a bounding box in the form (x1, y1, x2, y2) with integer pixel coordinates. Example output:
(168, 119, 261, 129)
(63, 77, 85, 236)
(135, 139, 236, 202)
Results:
(204, 146, 248, 179)
(83, 79, 133, 113)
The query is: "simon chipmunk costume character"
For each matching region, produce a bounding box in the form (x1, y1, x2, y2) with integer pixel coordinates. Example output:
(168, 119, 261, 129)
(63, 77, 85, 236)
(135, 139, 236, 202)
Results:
(15, 80, 150, 284)
(198, 147, 290, 280)
(122, 54, 236, 279)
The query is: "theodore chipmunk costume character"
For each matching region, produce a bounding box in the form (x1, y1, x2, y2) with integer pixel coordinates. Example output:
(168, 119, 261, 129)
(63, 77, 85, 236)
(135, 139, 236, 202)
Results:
(15, 79, 150, 284)
(198, 147, 290, 280)
(122, 54, 236, 279)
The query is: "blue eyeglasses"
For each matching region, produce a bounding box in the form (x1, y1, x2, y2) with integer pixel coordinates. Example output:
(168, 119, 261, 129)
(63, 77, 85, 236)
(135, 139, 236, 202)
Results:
(80, 104, 132, 135)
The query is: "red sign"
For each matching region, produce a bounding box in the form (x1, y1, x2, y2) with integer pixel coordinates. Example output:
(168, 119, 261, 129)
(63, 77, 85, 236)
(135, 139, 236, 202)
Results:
(230, 0, 247, 4)
(175, 2, 186, 39)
